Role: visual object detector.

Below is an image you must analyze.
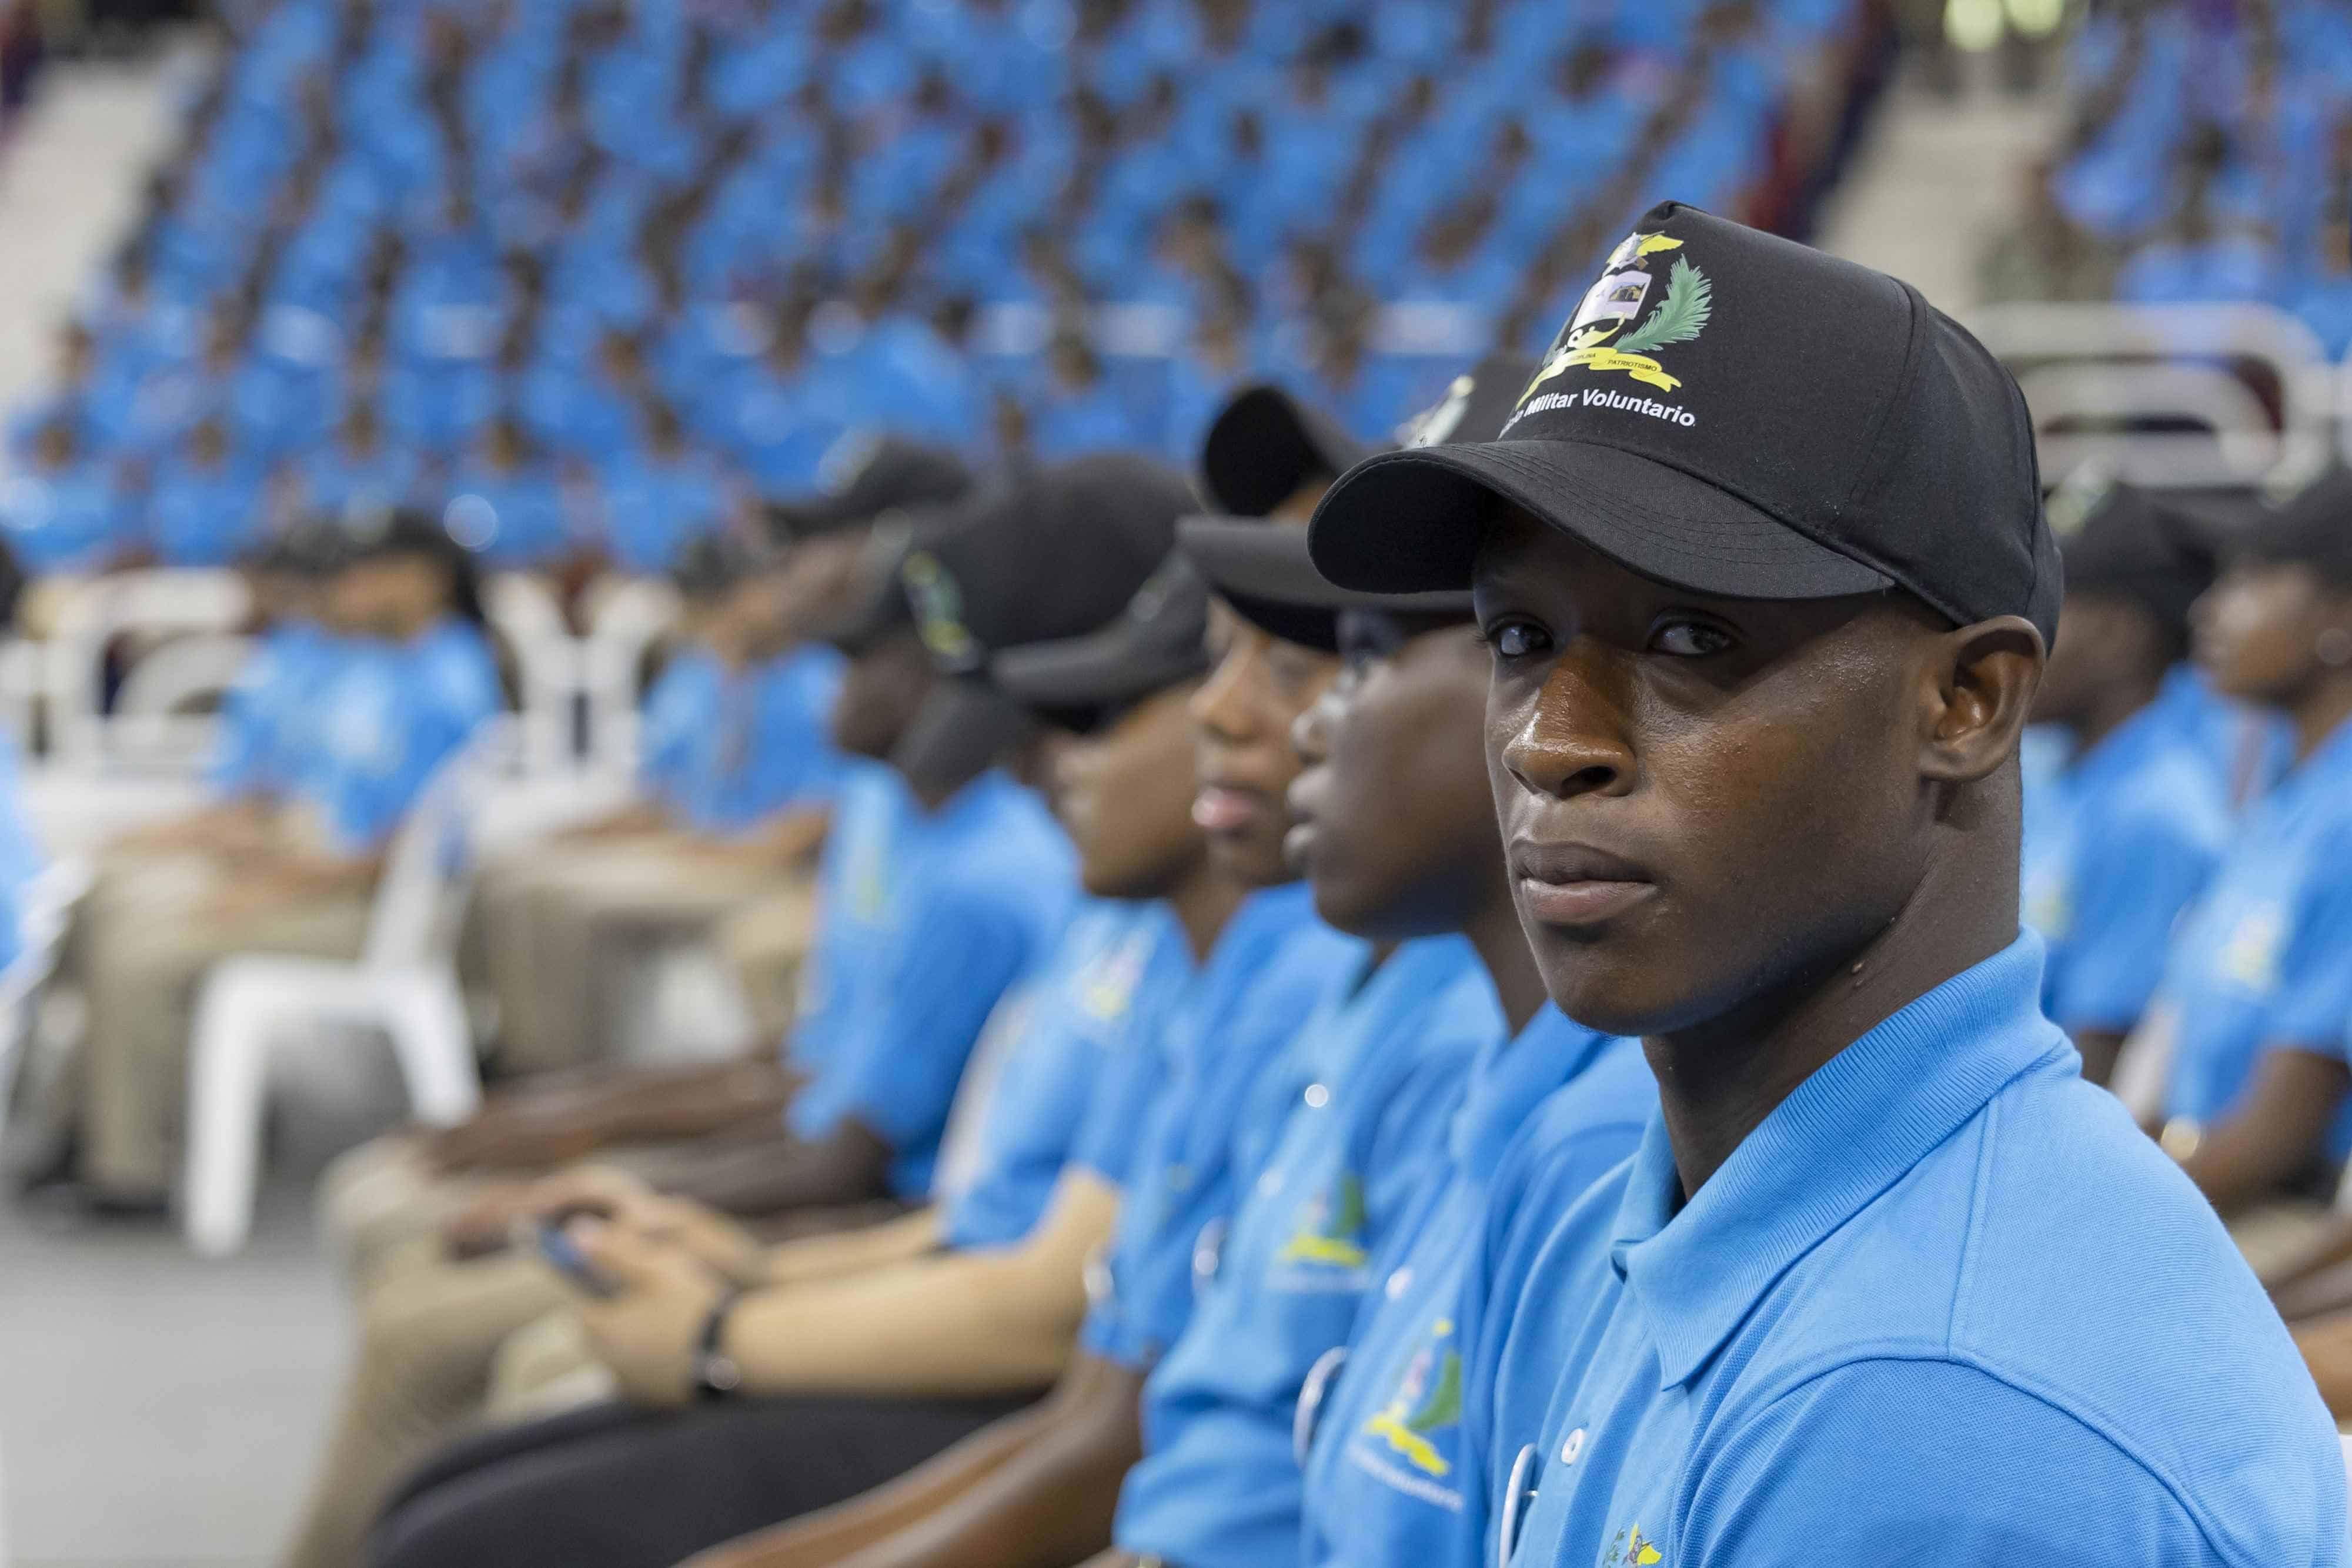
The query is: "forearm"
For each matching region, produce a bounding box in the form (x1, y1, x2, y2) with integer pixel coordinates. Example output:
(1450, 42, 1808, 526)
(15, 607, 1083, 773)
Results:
(663, 1121, 892, 1218)
(727, 1252, 1079, 1396)
(2295, 1312, 2352, 1420)
(2178, 1049, 2351, 1217)
(432, 1061, 796, 1172)
(727, 1176, 1113, 1394)
(762, 1206, 943, 1285)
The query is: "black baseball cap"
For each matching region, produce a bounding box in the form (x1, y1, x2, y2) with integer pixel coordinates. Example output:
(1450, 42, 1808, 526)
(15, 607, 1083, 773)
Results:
(771, 437, 974, 541)
(669, 530, 763, 600)
(2047, 471, 2216, 641)
(1184, 355, 1535, 651)
(2233, 466, 2352, 587)
(1308, 202, 2063, 647)
(990, 552, 1211, 734)
(888, 453, 1201, 781)
(1199, 384, 1371, 517)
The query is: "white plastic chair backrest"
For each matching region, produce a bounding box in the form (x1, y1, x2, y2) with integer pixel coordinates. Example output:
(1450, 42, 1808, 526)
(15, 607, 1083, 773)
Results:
(1967, 301, 2334, 491)
(45, 571, 252, 765)
(930, 979, 1040, 1207)
(2107, 999, 2179, 1128)
(363, 717, 516, 971)
(112, 633, 257, 719)
(580, 577, 681, 770)
(486, 573, 585, 772)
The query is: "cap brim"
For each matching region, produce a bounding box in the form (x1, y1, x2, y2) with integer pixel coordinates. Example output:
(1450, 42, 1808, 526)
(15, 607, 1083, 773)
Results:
(1200, 386, 1374, 517)
(1180, 517, 1471, 654)
(990, 619, 1208, 721)
(1308, 440, 1895, 604)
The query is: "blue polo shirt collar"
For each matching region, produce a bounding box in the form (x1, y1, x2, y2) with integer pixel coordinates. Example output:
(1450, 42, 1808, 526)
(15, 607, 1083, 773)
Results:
(1610, 932, 2067, 1390)
(1451, 1005, 1627, 1181)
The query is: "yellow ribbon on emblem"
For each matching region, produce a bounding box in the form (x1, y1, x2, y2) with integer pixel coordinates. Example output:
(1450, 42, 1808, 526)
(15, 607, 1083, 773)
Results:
(1555, 345, 1682, 392)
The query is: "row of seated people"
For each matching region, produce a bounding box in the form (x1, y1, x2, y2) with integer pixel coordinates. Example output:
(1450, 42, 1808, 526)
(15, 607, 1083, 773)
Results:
(243, 248, 2352, 1567)
(8, 450, 964, 1211)
(1980, 0, 2352, 351)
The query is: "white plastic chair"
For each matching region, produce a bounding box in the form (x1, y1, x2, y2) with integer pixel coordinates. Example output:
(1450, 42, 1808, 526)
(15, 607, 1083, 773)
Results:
(486, 573, 584, 775)
(0, 858, 92, 1167)
(107, 631, 256, 773)
(44, 570, 250, 768)
(578, 576, 680, 775)
(181, 720, 516, 1257)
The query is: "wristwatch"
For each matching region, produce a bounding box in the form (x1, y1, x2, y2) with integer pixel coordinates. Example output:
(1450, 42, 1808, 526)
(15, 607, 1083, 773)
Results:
(693, 1286, 749, 1402)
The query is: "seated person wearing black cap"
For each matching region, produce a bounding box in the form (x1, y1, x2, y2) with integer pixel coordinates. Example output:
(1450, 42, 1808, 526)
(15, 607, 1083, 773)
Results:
(1308, 203, 2340, 1560)
(45, 512, 504, 1218)
(359, 462, 1249, 1568)
(2020, 476, 2230, 1085)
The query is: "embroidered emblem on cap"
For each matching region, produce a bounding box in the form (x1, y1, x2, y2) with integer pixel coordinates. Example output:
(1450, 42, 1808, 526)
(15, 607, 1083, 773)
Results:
(1519, 231, 1713, 408)
(902, 549, 980, 670)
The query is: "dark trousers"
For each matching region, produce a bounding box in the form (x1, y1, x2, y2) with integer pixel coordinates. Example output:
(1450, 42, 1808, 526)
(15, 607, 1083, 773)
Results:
(369, 1390, 1044, 1568)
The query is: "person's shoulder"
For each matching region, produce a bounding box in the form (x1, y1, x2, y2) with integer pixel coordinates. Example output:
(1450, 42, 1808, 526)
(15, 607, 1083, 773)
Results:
(1497, 1036, 1655, 1199)
(1740, 1069, 2340, 1550)
(1686, 1352, 2341, 1567)
(2099, 742, 2233, 858)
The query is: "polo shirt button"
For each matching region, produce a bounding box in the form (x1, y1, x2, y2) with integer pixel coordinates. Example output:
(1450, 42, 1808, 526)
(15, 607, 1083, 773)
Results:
(1385, 1266, 1414, 1298)
(1304, 1082, 1330, 1108)
(1561, 1427, 1586, 1465)
(1258, 1168, 1282, 1196)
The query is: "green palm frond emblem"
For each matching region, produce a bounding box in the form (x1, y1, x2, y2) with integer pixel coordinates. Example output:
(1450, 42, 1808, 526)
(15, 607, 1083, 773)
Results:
(1612, 258, 1712, 355)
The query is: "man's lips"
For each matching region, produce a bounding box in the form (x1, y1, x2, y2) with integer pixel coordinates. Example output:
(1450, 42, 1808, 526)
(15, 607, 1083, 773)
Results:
(1509, 838, 1656, 927)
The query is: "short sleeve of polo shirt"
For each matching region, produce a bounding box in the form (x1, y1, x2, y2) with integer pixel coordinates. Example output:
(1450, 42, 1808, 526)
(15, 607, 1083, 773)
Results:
(787, 892, 1033, 1169)
(2269, 831, 2352, 1055)
(1066, 1018, 1162, 1188)
(2050, 800, 2221, 1034)
(1681, 1358, 2330, 1566)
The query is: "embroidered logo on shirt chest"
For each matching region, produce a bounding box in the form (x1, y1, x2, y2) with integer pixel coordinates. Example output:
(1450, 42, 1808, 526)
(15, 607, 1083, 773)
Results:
(1602, 1524, 1664, 1566)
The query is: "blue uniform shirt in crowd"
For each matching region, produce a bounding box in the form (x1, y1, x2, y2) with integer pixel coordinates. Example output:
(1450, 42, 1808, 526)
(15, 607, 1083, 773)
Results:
(207, 619, 345, 799)
(636, 648, 723, 811)
(296, 617, 500, 855)
(146, 457, 269, 567)
(783, 760, 913, 1082)
(938, 901, 1194, 1251)
(1079, 882, 1360, 1370)
(0, 728, 44, 974)
(1, 464, 127, 573)
(1299, 1011, 1651, 1568)
(1115, 938, 1497, 1568)
(787, 770, 1078, 1198)
(2021, 697, 2230, 1036)
(2148, 663, 2290, 808)
(1473, 934, 2344, 1568)
(671, 646, 845, 836)
(2159, 717, 2352, 1157)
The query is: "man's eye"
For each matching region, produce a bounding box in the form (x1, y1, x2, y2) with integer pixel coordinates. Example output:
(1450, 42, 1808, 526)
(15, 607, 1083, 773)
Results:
(1651, 621, 1732, 657)
(1489, 621, 1551, 660)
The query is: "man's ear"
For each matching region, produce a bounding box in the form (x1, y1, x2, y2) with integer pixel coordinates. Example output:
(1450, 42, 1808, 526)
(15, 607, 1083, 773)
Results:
(1918, 615, 2045, 785)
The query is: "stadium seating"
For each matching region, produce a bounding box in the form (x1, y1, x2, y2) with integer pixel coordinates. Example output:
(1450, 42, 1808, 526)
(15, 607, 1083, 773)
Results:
(1, 0, 1881, 584)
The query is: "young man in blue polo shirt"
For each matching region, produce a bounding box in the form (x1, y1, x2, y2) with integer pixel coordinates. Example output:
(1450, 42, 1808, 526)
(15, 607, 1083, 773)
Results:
(1308, 202, 2343, 1565)
(2020, 476, 2230, 1084)
(1291, 364, 1655, 1568)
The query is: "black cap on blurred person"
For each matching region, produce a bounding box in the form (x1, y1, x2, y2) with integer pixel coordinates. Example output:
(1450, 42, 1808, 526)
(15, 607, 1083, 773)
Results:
(2233, 466, 2352, 586)
(771, 437, 974, 541)
(884, 453, 1201, 783)
(1199, 384, 1371, 517)
(1182, 356, 1533, 651)
(2047, 472, 2216, 647)
(669, 530, 763, 601)
(990, 553, 1212, 734)
(1308, 202, 2063, 647)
